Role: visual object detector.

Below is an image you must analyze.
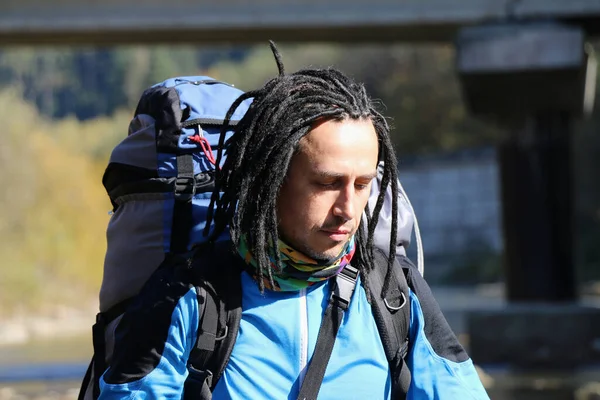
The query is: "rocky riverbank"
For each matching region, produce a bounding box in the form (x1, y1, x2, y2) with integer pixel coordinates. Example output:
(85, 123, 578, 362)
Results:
(0, 383, 80, 400)
(0, 302, 97, 347)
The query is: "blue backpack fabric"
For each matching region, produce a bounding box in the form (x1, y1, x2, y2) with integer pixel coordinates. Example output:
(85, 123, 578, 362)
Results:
(79, 77, 253, 400)
(99, 77, 252, 314)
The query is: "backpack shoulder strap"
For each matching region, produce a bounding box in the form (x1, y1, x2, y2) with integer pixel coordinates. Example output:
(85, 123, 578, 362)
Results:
(183, 241, 244, 399)
(296, 265, 359, 400)
(364, 248, 412, 400)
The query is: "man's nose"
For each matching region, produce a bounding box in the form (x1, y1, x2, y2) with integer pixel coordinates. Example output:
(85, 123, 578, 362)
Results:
(332, 187, 356, 221)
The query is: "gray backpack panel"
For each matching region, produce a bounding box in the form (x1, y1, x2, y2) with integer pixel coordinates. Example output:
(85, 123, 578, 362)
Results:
(369, 163, 415, 258)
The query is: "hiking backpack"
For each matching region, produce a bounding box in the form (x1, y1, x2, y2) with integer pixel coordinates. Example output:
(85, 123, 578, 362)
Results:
(78, 75, 424, 400)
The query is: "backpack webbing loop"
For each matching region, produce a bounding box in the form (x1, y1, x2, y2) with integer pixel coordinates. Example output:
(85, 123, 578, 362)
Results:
(384, 291, 407, 311)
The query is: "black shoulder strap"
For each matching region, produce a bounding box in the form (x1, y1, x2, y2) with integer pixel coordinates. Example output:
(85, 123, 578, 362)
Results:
(183, 242, 243, 399)
(365, 249, 412, 400)
(296, 265, 359, 400)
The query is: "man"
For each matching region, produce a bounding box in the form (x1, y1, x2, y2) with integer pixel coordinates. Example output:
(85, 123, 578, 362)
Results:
(99, 46, 489, 399)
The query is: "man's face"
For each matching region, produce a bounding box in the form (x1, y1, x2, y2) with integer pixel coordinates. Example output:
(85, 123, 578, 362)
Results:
(276, 118, 379, 260)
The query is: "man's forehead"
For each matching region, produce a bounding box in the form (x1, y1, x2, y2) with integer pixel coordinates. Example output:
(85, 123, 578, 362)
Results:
(299, 118, 377, 150)
(291, 119, 379, 176)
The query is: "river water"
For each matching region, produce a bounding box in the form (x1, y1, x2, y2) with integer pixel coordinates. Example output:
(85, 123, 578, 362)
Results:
(0, 335, 89, 400)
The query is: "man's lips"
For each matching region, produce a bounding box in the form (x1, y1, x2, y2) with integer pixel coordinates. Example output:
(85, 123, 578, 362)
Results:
(321, 229, 351, 241)
(322, 229, 351, 234)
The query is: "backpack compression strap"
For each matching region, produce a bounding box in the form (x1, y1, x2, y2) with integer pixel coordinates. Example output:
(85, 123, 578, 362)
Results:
(296, 265, 359, 400)
(367, 249, 412, 399)
(170, 153, 195, 253)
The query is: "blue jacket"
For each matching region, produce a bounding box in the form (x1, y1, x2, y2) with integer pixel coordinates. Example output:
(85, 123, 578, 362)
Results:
(99, 258, 489, 399)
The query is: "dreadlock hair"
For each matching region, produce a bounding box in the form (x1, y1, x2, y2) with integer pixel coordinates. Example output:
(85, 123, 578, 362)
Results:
(205, 41, 400, 299)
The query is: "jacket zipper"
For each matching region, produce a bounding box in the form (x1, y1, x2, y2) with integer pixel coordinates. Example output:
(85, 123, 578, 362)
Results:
(298, 287, 308, 387)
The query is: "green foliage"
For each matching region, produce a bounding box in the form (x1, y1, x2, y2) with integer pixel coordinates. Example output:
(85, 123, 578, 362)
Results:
(209, 44, 505, 155)
(334, 45, 505, 155)
(0, 89, 115, 315)
(0, 46, 214, 120)
(0, 43, 504, 154)
(206, 44, 342, 91)
(6, 42, 600, 156)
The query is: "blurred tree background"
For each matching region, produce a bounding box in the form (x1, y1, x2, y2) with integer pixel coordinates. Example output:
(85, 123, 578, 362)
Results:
(0, 43, 598, 315)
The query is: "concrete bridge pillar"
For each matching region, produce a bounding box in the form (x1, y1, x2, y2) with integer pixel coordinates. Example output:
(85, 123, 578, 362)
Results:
(457, 21, 600, 368)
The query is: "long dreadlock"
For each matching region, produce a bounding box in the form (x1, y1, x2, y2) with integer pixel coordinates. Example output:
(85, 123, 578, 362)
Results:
(204, 41, 400, 299)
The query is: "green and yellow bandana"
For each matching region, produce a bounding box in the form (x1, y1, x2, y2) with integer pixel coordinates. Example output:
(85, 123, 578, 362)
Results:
(238, 235, 356, 291)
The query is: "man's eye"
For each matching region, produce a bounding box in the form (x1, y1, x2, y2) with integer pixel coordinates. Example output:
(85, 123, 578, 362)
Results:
(318, 182, 336, 188)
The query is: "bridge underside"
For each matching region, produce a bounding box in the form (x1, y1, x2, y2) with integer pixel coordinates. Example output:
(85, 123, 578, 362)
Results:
(2, 0, 600, 45)
(0, 25, 472, 46)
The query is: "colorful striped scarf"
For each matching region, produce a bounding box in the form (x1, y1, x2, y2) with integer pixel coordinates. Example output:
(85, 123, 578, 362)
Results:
(238, 235, 356, 291)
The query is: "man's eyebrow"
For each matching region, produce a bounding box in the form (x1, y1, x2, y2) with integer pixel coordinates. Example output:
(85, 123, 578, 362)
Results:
(312, 170, 378, 180)
(359, 171, 379, 181)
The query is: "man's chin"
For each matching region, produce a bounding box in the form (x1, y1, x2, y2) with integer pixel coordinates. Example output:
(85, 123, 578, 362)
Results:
(306, 245, 347, 263)
(288, 235, 350, 263)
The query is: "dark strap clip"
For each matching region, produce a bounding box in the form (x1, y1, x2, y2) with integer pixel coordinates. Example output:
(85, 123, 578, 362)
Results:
(184, 366, 213, 400)
(399, 339, 410, 359)
(174, 176, 196, 202)
(331, 265, 359, 311)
